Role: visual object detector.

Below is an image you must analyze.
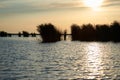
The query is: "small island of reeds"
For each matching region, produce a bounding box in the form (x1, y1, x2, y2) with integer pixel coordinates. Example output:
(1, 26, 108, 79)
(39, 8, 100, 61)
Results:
(71, 21, 120, 42)
(37, 21, 120, 43)
(37, 23, 62, 43)
(1, 21, 120, 43)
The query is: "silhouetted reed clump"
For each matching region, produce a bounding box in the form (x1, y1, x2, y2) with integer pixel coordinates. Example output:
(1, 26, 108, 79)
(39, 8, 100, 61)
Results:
(71, 24, 81, 41)
(0, 31, 11, 37)
(22, 31, 29, 37)
(31, 33, 36, 37)
(37, 23, 62, 43)
(71, 21, 120, 42)
(18, 32, 22, 37)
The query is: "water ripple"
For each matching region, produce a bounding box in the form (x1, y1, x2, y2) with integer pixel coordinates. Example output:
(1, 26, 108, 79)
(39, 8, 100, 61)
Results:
(0, 38, 120, 80)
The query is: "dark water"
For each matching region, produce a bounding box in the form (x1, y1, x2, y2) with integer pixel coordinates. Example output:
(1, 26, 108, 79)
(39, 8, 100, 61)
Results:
(0, 37, 120, 80)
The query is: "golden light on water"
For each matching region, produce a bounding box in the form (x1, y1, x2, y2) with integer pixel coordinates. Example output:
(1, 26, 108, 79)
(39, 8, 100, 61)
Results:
(83, 0, 104, 11)
(85, 43, 103, 79)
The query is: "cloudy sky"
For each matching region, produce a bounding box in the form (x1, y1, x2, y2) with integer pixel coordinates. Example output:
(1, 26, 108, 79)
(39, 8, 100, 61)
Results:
(0, 0, 120, 33)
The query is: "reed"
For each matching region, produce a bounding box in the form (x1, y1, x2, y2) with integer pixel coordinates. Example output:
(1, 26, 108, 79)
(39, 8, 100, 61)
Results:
(37, 23, 62, 43)
(71, 21, 120, 42)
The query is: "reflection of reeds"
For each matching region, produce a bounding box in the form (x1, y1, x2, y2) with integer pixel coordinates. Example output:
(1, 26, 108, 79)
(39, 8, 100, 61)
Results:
(71, 21, 120, 42)
(37, 23, 62, 43)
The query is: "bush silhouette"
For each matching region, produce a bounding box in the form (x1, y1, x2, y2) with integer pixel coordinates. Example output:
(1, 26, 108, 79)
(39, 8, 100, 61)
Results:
(37, 23, 62, 43)
(81, 24, 96, 41)
(30, 33, 36, 37)
(71, 24, 81, 41)
(110, 21, 120, 42)
(0, 31, 8, 37)
(96, 24, 110, 41)
(71, 24, 96, 41)
(18, 32, 22, 37)
(22, 31, 29, 37)
(0, 21, 120, 42)
(71, 21, 120, 42)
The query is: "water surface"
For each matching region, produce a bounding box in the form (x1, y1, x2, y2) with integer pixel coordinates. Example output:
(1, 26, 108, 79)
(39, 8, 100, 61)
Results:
(0, 37, 120, 80)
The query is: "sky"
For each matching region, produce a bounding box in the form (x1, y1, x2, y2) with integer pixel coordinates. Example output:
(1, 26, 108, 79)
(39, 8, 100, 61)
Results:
(0, 0, 120, 33)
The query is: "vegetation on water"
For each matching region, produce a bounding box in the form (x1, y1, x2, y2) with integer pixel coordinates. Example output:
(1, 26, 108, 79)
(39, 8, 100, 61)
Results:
(1, 21, 120, 42)
(37, 23, 62, 43)
(71, 21, 120, 42)
(0, 31, 8, 37)
(0, 31, 37, 37)
(22, 31, 29, 37)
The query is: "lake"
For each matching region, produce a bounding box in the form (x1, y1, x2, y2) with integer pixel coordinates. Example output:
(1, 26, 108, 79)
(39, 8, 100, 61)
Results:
(0, 37, 120, 80)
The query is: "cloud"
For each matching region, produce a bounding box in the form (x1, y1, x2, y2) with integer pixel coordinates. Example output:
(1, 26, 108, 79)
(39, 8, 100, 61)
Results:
(0, 0, 85, 14)
(0, 0, 39, 14)
(50, 2, 83, 8)
(28, 0, 84, 9)
(102, 0, 120, 7)
(0, 0, 120, 15)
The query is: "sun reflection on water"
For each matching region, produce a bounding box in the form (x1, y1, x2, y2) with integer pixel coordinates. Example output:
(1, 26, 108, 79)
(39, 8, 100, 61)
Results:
(84, 42, 104, 79)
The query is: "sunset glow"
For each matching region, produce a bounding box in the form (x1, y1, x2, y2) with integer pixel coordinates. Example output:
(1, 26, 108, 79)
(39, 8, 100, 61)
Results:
(0, 0, 120, 33)
(83, 0, 104, 11)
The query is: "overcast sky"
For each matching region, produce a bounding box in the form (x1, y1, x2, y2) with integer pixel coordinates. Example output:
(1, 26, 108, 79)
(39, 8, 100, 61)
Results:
(0, 0, 120, 33)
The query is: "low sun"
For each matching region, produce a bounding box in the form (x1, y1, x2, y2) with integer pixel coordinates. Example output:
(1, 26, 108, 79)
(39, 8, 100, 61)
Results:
(83, 0, 103, 11)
